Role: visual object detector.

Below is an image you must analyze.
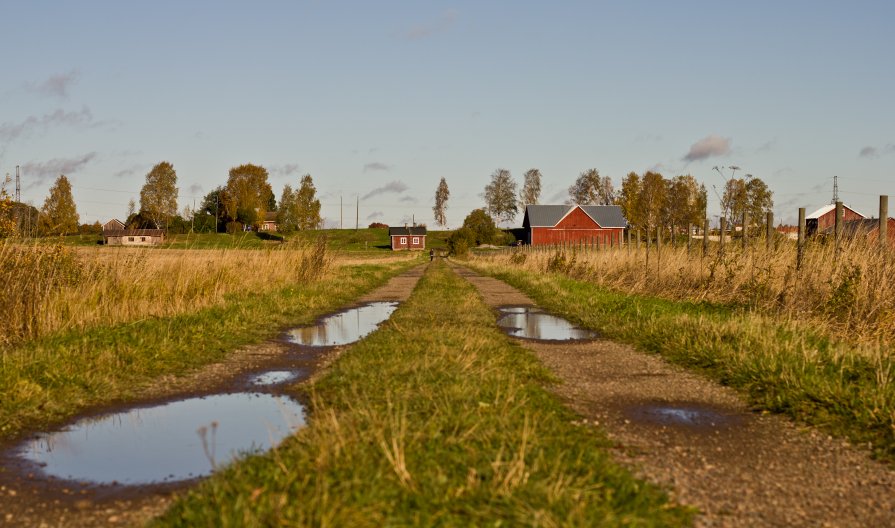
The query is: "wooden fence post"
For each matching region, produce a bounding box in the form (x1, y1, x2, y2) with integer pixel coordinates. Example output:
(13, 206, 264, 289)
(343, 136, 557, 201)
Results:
(797, 207, 806, 270)
(703, 218, 709, 256)
(835, 201, 843, 254)
(880, 195, 889, 248)
(766, 211, 774, 251)
(720, 217, 726, 255)
(742, 211, 749, 249)
(656, 226, 662, 275)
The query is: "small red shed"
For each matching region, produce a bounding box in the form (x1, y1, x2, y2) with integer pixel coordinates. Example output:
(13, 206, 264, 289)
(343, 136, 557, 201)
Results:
(389, 225, 427, 251)
(523, 204, 627, 246)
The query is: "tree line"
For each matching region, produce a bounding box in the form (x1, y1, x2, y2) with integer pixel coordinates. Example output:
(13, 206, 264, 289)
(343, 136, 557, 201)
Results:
(432, 167, 772, 234)
(0, 162, 323, 238)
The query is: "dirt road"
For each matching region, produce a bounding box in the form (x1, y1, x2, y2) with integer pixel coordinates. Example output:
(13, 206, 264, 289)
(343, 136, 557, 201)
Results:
(451, 263, 895, 527)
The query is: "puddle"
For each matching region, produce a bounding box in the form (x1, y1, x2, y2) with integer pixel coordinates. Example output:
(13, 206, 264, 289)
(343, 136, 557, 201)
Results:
(285, 301, 399, 347)
(249, 370, 300, 386)
(496, 306, 597, 341)
(17, 393, 304, 485)
(628, 403, 740, 428)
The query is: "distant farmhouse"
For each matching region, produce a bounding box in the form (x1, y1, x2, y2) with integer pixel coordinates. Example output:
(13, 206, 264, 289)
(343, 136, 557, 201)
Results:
(389, 225, 426, 251)
(522, 204, 626, 246)
(102, 219, 165, 246)
(260, 211, 278, 232)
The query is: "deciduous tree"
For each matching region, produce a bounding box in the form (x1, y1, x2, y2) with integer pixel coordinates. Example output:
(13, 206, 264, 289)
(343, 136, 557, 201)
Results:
(520, 168, 542, 207)
(139, 161, 179, 229)
(433, 177, 450, 227)
(224, 164, 273, 228)
(636, 171, 667, 234)
(616, 172, 641, 228)
(0, 175, 17, 238)
(568, 169, 614, 205)
(294, 174, 322, 230)
(483, 168, 518, 225)
(39, 175, 79, 235)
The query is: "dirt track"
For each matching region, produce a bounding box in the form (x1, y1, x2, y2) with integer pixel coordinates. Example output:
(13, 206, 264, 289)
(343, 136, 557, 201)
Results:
(0, 266, 425, 528)
(451, 262, 895, 527)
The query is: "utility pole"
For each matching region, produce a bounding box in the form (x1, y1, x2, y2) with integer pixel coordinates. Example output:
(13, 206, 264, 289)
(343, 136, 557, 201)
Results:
(15, 165, 21, 203)
(831, 175, 839, 204)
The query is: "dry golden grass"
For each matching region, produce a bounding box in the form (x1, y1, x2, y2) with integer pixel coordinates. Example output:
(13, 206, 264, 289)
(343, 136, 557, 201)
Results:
(0, 238, 332, 347)
(483, 236, 895, 345)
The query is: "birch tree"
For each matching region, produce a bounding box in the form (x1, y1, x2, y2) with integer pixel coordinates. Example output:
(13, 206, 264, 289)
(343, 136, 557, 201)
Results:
(139, 161, 178, 228)
(483, 168, 518, 224)
(519, 168, 542, 207)
(433, 177, 450, 227)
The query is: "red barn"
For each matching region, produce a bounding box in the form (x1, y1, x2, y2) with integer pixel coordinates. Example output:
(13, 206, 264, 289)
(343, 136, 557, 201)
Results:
(806, 204, 865, 236)
(389, 225, 427, 251)
(824, 218, 895, 247)
(522, 204, 627, 246)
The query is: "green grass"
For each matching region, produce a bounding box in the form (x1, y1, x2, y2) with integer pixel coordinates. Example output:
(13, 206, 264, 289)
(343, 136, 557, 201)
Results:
(154, 261, 692, 527)
(0, 261, 415, 440)
(469, 262, 895, 462)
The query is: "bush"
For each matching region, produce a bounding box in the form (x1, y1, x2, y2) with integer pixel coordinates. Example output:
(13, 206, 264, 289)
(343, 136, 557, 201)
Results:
(462, 209, 499, 245)
(225, 221, 243, 235)
(368, 222, 388, 229)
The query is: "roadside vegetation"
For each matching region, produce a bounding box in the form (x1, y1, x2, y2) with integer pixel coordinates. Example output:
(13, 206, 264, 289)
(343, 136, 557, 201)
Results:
(0, 238, 417, 439)
(471, 239, 895, 460)
(155, 262, 692, 527)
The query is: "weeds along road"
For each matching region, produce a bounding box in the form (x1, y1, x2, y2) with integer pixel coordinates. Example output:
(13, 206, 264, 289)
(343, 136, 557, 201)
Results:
(451, 261, 895, 527)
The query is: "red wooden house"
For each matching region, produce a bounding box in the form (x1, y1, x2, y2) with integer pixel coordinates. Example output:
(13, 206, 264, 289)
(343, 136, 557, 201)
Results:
(389, 225, 427, 251)
(522, 204, 627, 246)
(806, 204, 865, 236)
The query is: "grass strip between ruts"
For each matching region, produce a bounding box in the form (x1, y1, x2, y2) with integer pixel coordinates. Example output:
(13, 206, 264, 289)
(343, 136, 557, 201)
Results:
(469, 262, 895, 463)
(0, 261, 416, 441)
(154, 260, 692, 527)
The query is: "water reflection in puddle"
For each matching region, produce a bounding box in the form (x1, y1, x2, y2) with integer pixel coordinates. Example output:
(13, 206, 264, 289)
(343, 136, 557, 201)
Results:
(19, 393, 304, 485)
(496, 306, 597, 341)
(630, 404, 738, 428)
(249, 370, 299, 386)
(285, 301, 399, 347)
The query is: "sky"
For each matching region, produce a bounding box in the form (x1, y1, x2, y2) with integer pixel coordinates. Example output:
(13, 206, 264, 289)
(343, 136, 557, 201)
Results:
(2, 1, 893, 228)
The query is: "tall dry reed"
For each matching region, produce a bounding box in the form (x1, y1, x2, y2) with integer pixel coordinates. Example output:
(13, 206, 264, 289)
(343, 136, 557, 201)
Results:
(481, 237, 895, 344)
(0, 236, 330, 348)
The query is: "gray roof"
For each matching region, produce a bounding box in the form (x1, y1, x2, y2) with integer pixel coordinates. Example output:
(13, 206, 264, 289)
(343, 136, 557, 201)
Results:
(389, 226, 427, 236)
(523, 204, 626, 228)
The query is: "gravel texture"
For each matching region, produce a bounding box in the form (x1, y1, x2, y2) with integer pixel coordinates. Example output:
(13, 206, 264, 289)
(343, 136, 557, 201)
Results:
(452, 262, 895, 527)
(0, 265, 426, 528)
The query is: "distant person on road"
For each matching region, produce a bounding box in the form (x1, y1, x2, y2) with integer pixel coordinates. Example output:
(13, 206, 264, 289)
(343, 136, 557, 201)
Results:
(429, 248, 435, 261)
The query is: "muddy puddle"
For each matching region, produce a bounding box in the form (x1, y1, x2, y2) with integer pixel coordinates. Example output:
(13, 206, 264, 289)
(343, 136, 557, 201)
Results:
(16, 393, 304, 486)
(626, 402, 742, 429)
(285, 301, 398, 347)
(496, 306, 598, 341)
(248, 370, 301, 386)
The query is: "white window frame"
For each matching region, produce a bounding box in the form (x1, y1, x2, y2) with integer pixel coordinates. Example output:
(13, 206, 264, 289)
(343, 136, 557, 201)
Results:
(400, 237, 407, 244)
(412, 237, 419, 245)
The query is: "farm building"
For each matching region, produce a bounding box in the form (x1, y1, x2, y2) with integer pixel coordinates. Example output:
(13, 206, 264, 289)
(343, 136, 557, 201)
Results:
(806, 204, 865, 236)
(522, 204, 627, 246)
(102, 218, 125, 231)
(822, 218, 895, 246)
(102, 228, 165, 246)
(389, 225, 427, 251)
(260, 211, 278, 232)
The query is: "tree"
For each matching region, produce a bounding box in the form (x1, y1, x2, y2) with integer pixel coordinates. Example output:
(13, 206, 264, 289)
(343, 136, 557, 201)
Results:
(520, 168, 542, 207)
(126, 198, 136, 220)
(616, 172, 641, 228)
(0, 175, 17, 238)
(294, 174, 322, 230)
(433, 177, 450, 227)
(277, 185, 296, 231)
(666, 174, 707, 233)
(745, 177, 773, 226)
(39, 175, 79, 235)
(139, 161, 179, 229)
(635, 171, 667, 235)
(223, 164, 273, 228)
(720, 178, 747, 224)
(568, 168, 614, 205)
(483, 168, 518, 225)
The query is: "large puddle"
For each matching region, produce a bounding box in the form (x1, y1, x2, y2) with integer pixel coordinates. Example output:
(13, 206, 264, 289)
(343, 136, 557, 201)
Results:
(17, 393, 304, 485)
(496, 306, 598, 341)
(285, 301, 399, 347)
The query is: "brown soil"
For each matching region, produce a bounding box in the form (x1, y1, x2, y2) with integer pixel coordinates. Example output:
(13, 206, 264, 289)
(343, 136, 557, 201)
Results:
(0, 265, 426, 528)
(450, 262, 895, 527)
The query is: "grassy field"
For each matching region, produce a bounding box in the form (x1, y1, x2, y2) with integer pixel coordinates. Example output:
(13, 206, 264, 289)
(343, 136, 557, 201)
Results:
(468, 255, 895, 462)
(0, 241, 418, 440)
(154, 261, 692, 527)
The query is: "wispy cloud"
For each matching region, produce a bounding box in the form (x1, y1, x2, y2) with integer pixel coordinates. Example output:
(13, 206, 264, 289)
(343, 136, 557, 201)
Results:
(363, 161, 392, 173)
(26, 70, 80, 98)
(362, 180, 407, 200)
(399, 195, 418, 203)
(188, 183, 204, 196)
(547, 189, 568, 203)
(21, 152, 98, 189)
(404, 9, 458, 40)
(113, 164, 144, 179)
(0, 106, 93, 142)
(683, 134, 732, 162)
(270, 163, 302, 177)
(367, 211, 384, 220)
(756, 139, 776, 153)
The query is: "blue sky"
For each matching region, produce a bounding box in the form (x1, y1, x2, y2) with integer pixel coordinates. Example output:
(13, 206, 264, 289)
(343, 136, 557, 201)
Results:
(2, 1, 893, 227)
